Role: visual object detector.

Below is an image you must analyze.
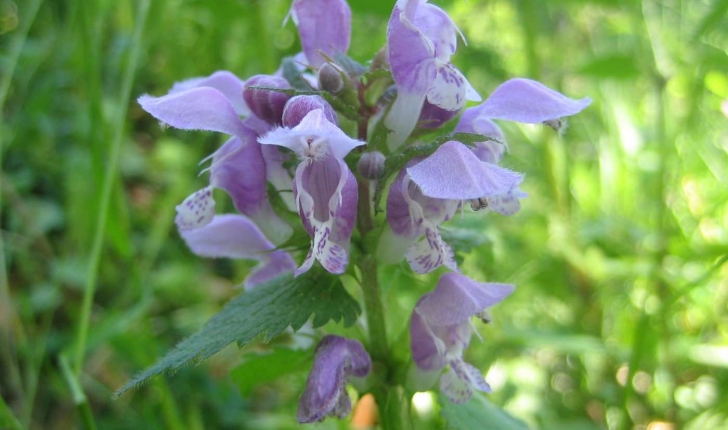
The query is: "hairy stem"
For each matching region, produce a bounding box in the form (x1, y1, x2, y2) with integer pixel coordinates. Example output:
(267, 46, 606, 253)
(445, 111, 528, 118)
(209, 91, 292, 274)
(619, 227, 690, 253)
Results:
(356, 119, 408, 428)
(356, 172, 388, 361)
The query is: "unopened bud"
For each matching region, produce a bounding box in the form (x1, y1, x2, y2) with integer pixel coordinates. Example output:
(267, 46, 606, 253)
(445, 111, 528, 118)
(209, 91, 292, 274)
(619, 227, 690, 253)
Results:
(282, 95, 338, 127)
(318, 63, 345, 94)
(243, 75, 292, 125)
(417, 101, 461, 130)
(357, 151, 386, 180)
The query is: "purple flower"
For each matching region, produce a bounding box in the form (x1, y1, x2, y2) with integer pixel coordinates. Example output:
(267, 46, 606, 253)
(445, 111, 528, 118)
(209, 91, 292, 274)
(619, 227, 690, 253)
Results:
(138, 71, 292, 244)
(288, 0, 352, 69)
(454, 107, 508, 164)
(259, 109, 365, 276)
(454, 108, 526, 215)
(452, 78, 591, 215)
(180, 215, 296, 289)
(298, 335, 371, 423)
(385, 0, 481, 151)
(379, 141, 522, 273)
(409, 273, 514, 403)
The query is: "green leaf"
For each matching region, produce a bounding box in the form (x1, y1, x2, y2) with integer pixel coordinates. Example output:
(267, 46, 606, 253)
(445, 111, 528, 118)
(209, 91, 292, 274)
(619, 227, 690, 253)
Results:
(115, 270, 360, 396)
(439, 393, 530, 430)
(373, 133, 497, 213)
(230, 347, 313, 396)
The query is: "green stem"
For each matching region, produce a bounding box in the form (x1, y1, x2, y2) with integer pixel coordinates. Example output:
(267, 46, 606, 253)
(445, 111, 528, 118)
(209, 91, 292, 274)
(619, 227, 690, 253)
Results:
(356, 177, 409, 429)
(355, 173, 388, 361)
(58, 354, 97, 430)
(72, 0, 151, 377)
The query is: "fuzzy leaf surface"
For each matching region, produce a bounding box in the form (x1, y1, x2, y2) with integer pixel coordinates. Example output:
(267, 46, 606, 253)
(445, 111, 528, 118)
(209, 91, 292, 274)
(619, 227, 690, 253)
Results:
(116, 270, 360, 396)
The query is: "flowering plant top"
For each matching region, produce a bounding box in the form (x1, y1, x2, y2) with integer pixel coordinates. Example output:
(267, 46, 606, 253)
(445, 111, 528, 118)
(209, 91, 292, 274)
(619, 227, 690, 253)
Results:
(124, 0, 591, 426)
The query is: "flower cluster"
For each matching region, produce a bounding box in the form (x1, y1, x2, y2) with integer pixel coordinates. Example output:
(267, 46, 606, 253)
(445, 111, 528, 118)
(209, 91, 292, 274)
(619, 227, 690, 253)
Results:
(139, 0, 590, 424)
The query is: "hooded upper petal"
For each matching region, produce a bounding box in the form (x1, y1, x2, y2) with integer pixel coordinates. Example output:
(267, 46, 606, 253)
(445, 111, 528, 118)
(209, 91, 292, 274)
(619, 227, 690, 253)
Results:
(179, 214, 295, 288)
(169, 70, 250, 116)
(289, 0, 352, 69)
(138, 87, 248, 137)
(474, 78, 592, 123)
(297, 335, 371, 423)
(416, 272, 515, 326)
(259, 109, 364, 159)
(405, 141, 522, 200)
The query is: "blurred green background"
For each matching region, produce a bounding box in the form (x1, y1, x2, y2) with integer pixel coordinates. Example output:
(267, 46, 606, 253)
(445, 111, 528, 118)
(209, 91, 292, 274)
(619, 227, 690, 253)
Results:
(1, 0, 727, 429)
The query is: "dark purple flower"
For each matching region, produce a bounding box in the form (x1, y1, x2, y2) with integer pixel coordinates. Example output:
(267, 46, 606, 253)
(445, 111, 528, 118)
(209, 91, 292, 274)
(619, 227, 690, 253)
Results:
(288, 0, 352, 69)
(378, 141, 522, 273)
(410, 273, 514, 403)
(259, 109, 365, 275)
(180, 215, 296, 288)
(298, 335, 371, 423)
(385, 0, 480, 150)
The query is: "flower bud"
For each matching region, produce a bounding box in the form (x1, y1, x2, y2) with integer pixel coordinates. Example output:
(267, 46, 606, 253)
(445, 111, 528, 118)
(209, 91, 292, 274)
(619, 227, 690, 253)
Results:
(242, 75, 292, 125)
(417, 101, 461, 130)
(357, 151, 386, 180)
(282, 95, 338, 127)
(318, 63, 345, 94)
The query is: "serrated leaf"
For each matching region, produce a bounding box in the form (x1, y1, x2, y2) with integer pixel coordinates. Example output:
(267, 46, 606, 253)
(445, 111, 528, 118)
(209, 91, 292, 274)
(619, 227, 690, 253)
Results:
(116, 270, 360, 396)
(372, 133, 496, 213)
(231, 347, 312, 396)
(439, 393, 531, 430)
